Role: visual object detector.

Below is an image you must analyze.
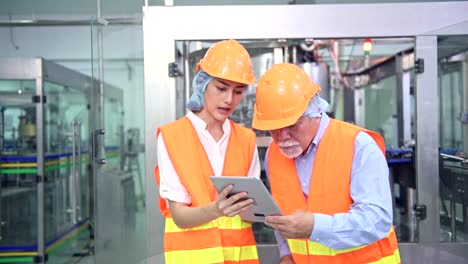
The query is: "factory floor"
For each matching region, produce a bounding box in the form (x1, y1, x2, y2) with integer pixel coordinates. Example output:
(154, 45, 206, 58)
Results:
(69, 185, 468, 264)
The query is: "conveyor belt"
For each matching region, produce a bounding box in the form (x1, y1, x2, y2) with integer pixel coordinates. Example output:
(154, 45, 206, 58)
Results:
(0, 219, 90, 262)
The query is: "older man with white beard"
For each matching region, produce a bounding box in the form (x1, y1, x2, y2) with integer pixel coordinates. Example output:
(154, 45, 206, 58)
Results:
(252, 63, 400, 264)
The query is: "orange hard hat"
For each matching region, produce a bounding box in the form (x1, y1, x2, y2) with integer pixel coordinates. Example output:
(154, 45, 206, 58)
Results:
(196, 39, 255, 85)
(252, 63, 321, 131)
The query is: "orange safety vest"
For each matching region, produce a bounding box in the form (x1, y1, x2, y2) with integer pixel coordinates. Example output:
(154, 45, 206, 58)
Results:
(268, 119, 400, 264)
(154, 116, 259, 264)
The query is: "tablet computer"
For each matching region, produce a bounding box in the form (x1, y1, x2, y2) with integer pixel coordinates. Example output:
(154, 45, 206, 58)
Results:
(210, 176, 282, 222)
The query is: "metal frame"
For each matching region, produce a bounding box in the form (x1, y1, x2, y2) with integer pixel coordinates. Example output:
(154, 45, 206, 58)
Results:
(35, 58, 46, 264)
(0, 58, 91, 263)
(143, 2, 468, 263)
(0, 58, 122, 103)
(415, 36, 440, 243)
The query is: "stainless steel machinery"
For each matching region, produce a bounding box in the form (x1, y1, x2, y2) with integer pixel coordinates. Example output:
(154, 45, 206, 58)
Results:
(144, 2, 468, 264)
(0, 58, 128, 264)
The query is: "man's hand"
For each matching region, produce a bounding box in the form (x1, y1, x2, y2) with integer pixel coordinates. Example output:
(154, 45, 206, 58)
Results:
(279, 255, 295, 264)
(264, 210, 314, 239)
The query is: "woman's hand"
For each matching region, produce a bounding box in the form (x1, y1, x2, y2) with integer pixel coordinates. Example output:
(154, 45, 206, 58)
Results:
(213, 184, 254, 217)
(168, 184, 255, 228)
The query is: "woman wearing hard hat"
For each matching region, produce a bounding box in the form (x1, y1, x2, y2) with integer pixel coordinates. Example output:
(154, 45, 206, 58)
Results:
(154, 39, 260, 264)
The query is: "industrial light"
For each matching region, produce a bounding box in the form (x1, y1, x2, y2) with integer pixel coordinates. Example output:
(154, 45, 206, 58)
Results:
(363, 38, 372, 55)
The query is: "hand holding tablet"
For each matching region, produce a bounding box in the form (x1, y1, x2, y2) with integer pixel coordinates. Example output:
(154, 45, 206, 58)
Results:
(210, 176, 282, 222)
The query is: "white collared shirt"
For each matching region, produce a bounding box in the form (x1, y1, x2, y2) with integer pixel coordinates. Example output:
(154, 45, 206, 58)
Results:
(157, 111, 261, 204)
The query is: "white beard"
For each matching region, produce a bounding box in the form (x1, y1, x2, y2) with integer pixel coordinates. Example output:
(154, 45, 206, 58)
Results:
(277, 140, 302, 159)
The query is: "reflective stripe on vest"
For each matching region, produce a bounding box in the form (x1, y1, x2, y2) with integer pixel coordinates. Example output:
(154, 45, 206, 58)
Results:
(287, 227, 400, 263)
(164, 217, 258, 263)
(268, 119, 400, 264)
(165, 246, 259, 264)
(156, 117, 259, 264)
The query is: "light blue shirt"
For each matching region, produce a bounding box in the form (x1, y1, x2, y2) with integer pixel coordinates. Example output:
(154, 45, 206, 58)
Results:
(265, 113, 393, 256)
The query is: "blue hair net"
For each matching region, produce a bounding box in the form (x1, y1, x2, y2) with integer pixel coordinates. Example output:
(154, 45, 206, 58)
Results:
(186, 70, 213, 111)
(301, 94, 330, 118)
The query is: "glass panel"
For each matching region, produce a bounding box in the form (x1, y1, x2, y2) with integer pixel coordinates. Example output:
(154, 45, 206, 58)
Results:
(94, 22, 146, 264)
(43, 80, 91, 263)
(362, 76, 398, 147)
(0, 79, 38, 264)
(104, 96, 123, 171)
(88, 22, 100, 264)
(361, 74, 418, 243)
(438, 35, 468, 242)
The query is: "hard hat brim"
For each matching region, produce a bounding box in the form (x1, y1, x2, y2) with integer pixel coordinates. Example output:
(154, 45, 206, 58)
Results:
(252, 112, 302, 131)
